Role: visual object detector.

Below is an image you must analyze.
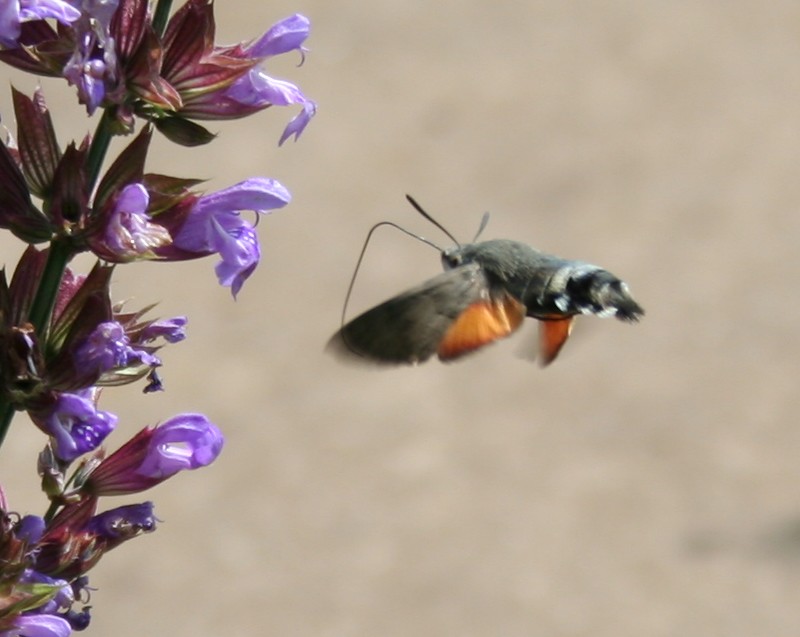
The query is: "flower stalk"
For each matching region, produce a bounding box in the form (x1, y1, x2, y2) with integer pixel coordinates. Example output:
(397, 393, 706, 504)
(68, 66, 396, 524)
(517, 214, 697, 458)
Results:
(152, 0, 175, 37)
(85, 110, 115, 194)
(0, 3, 315, 634)
(28, 240, 73, 337)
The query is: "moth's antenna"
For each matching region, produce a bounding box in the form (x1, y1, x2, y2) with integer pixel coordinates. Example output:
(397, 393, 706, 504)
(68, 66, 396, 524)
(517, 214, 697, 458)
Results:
(340, 220, 442, 328)
(405, 194, 461, 247)
(473, 211, 490, 242)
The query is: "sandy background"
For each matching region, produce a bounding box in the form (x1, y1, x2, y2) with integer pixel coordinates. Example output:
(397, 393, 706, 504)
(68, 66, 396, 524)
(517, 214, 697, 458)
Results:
(2, 1, 800, 635)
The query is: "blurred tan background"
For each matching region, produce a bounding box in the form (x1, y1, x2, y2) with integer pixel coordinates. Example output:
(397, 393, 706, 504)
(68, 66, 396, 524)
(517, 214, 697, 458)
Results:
(2, 1, 800, 635)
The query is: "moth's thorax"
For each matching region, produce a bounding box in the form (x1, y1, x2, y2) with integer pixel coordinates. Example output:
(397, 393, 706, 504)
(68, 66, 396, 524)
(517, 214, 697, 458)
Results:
(441, 240, 549, 277)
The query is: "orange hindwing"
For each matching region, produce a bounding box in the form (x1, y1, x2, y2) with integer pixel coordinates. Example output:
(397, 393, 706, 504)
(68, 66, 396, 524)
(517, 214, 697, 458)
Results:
(537, 317, 575, 366)
(437, 294, 525, 361)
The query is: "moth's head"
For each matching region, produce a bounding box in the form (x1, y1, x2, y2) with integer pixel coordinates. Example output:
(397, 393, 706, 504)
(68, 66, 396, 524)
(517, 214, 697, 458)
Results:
(441, 245, 465, 270)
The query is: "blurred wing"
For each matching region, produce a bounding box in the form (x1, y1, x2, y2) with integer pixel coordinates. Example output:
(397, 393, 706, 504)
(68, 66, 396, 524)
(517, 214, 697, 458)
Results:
(437, 292, 526, 361)
(537, 316, 575, 366)
(327, 263, 488, 365)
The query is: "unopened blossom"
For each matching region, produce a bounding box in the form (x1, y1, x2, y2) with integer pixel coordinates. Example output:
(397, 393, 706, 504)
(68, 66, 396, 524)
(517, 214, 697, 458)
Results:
(84, 413, 225, 495)
(15, 514, 45, 544)
(41, 389, 117, 462)
(85, 501, 156, 542)
(100, 183, 172, 260)
(172, 178, 290, 296)
(62, 609, 90, 632)
(85, 414, 223, 495)
(0, 0, 81, 48)
(139, 414, 223, 477)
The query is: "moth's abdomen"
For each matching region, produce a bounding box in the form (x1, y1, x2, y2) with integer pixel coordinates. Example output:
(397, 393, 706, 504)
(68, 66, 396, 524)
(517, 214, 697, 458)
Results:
(539, 264, 644, 322)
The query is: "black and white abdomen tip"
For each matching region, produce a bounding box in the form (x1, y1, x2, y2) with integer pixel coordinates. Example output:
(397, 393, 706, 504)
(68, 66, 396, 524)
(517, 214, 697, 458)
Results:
(547, 263, 644, 322)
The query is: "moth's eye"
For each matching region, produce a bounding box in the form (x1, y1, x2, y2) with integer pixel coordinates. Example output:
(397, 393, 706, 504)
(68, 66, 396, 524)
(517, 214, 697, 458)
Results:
(443, 253, 462, 269)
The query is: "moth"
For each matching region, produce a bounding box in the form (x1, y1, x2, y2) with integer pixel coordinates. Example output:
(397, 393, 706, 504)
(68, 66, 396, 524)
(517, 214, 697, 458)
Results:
(327, 196, 644, 366)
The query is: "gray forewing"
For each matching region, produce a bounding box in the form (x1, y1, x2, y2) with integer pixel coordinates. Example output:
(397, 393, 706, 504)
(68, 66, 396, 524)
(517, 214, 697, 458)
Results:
(327, 263, 487, 364)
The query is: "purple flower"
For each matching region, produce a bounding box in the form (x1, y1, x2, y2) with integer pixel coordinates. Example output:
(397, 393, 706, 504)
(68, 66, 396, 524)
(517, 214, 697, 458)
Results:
(62, 1, 122, 114)
(137, 414, 223, 478)
(85, 502, 156, 540)
(42, 389, 117, 462)
(0, 613, 72, 637)
(223, 14, 317, 144)
(177, 13, 316, 142)
(173, 178, 290, 297)
(74, 321, 161, 374)
(85, 413, 224, 495)
(0, 0, 81, 48)
(100, 184, 172, 260)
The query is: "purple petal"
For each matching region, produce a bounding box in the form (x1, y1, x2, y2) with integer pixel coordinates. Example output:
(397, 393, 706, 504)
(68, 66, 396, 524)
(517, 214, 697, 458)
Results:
(15, 515, 45, 544)
(114, 182, 148, 213)
(103, 185, 171, 259)
(280, 100, 316, 145)
(226, 71, 305, 108)
(140, 317, 187, 344)
(73, 0, 118, 28)
(6, 614, 72, 637)
(193, 178, 291, 216)
(223, 72, 316, 144)
(41, 388, 117, 461)
(212, 220, 260, 297)
(20, 0, 82, 24)
(245, 13, 310, 58)
(137, 414, 224, 478)
(62, 3, 120, 114)
(63, 607, 91, 631)
(46, 390, 117, 461)
(74, 321, 129, 371)
(0, 2, 22, 47)
(2, 1, 81, 48)
(86, 501, 156, 539)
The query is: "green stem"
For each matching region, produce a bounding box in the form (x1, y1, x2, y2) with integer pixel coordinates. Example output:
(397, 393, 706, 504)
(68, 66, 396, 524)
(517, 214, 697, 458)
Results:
(43, 499, 60, 524)
(152, 0, 173, 38)
(85, 109, 114, 192)
(0, 401, 13, 450)
(0, 241, 73, 450)
(27, 239, 73, 335)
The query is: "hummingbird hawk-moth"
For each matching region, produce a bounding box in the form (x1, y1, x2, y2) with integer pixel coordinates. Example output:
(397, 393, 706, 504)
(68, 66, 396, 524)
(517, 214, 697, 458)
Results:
(327, 196, 644, 366)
